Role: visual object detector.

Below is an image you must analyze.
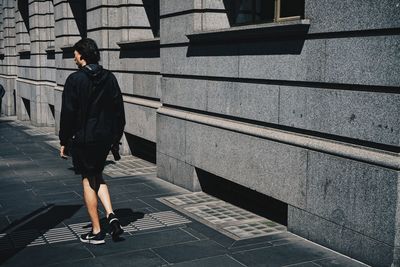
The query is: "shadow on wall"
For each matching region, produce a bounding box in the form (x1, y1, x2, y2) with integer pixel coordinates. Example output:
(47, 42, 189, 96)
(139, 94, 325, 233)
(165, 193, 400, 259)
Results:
(21, 97, 31, 119)
(142, 0, 160, 37)
(18, 0, 30, 31)
(125, 132, 157, 164)
(13, 90, 16, 115)
(19, 51, 31, 60)
(187, 38, 307, 57)
(47, 49, 55, 60)
(68, 0, 87, 38)
(49, 104, 55, 119)
(196, 168, 288, 226)
(61, 46, 74, 59)
(119, 40, 160, 59)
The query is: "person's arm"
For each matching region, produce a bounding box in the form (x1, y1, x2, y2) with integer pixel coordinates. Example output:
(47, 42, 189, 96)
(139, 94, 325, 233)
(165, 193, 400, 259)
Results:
(59, 75, 77, 157)
(112, 75, 126, 146)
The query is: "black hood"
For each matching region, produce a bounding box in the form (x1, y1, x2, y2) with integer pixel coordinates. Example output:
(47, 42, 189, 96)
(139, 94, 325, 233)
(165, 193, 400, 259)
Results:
(82, 64, 108, 84)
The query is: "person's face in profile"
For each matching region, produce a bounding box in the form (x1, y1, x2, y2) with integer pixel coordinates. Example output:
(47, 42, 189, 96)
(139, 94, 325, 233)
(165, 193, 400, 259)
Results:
(73, 50, 86, 68)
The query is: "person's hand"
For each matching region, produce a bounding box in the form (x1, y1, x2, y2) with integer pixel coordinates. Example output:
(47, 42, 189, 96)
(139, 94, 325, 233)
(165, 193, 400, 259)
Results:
(111, 143, 121, 161)
(60, 146, 68, 159)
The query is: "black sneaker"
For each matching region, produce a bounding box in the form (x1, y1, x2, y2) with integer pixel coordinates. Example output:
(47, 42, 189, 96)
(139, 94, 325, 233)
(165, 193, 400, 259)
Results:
(108, 213, 124, 239)
(80, 231, 106, 245)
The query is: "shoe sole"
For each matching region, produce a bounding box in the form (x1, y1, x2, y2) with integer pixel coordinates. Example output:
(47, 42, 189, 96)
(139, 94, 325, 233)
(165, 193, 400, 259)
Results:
(79, 237, 105, 245)
(111, 227, 124, 239)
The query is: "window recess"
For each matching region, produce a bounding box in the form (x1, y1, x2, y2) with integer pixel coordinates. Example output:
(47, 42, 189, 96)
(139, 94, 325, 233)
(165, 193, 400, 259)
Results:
(226, 0, 305, 26)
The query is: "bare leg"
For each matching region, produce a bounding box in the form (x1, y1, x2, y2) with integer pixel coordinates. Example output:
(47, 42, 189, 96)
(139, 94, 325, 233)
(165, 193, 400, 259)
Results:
(97, 183, 114, 217)
(95, 175, 123, 239)
(82, 178, 101, 234)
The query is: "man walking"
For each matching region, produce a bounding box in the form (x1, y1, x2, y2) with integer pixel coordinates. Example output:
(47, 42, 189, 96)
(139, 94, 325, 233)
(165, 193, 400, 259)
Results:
(59, 38, 126, 244)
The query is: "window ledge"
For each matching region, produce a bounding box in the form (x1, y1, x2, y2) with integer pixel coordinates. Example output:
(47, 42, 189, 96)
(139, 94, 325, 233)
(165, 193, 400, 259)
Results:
(46, 46, 55, 52)
(60, 45, 74, 52)
(18, 49, 30, 54)
(117, 38, 160, 49)
(187, 19, 310, 43)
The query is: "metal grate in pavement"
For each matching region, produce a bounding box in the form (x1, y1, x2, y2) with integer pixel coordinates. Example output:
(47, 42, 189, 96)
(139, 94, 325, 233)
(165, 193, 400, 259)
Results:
(121, 224, 138, 234)
(9, 230, 47, 247)
(27, 236, 47, 247)
(131, 216, 164, 231)
(163, 192, 218, 206)
(23, 127, 55, 136)
(0, 233, 13, 250)
(103, 155, 156, 177)
(9, 121, 30, 127)
(159, 192, 287, 240)
(43, 141, 157, 177)
(68, 222, 91, 236)
(148, 211, 191, 226)
(68, 210, 190, 236)
(184, 202, 259, 224)
(223, 221, 286, 239)
(12, 118, 158, 178)
(0, 212, 190, 249)
(44, 227, 77, 244)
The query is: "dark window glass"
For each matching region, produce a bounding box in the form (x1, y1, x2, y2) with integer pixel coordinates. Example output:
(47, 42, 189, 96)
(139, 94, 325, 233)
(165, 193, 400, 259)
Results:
(235, 0, 255, 25)
(230, 0, 274, 25)
(255, 0, 275, 23)
(280, 0, 304, 18)
(226, 0, 304, 26)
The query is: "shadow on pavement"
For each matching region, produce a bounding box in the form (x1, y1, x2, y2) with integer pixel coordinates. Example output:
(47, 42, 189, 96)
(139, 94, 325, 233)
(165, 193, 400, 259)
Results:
(0, 204, 82, 265)
(104, 160, 116, 167)
(99, 208, 145, 242)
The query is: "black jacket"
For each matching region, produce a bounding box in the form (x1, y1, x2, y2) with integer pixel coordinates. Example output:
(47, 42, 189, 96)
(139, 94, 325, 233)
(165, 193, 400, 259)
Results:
(59, 64, 125, 147)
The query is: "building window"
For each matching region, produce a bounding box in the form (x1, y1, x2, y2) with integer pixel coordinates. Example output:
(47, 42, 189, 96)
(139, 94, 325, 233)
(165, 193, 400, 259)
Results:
(227, 0, 304, 26)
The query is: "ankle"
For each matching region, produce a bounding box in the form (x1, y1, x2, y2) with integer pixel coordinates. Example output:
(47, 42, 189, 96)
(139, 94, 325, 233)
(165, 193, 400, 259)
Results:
(92, 228, 101, 235)
(107, 212, 115, 219)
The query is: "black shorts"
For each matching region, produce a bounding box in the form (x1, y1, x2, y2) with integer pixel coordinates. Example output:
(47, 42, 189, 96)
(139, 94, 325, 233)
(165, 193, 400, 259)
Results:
(71, 142, 111, 178)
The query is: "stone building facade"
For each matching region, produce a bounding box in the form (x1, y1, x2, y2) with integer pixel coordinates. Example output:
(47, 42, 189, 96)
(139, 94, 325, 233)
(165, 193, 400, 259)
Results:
(0, 1, 399, 266)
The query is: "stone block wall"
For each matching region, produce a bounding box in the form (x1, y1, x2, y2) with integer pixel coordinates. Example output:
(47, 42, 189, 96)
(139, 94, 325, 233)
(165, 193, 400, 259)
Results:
(0, 1, 398, 266)
(0, 0, 17, 116)
(156, 1, 400, 266)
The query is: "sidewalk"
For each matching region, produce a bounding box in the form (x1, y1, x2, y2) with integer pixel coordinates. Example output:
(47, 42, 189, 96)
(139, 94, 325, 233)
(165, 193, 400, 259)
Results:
(0, 116, 368, 267)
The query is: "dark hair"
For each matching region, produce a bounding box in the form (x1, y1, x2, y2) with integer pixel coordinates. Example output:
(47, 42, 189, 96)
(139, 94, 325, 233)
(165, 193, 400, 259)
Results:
(73, 38, 100, 64)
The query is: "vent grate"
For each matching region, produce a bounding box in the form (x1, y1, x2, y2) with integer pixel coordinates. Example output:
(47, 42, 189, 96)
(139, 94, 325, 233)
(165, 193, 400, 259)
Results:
(159, 192, 287, 240)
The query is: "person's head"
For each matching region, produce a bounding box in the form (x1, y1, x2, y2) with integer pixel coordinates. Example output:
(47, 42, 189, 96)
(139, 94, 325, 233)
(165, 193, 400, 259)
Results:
(72, 38, 100, 67)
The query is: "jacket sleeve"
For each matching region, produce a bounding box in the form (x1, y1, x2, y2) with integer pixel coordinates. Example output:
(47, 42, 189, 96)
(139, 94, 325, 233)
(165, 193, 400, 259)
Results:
(59, 75, 78, 146)
(112, 74, 126, 144)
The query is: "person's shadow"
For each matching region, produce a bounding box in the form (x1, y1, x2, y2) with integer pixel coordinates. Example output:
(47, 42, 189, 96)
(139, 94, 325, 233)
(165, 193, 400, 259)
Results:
(83, 208, 144, 242)
(0, 204, 82, 265)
